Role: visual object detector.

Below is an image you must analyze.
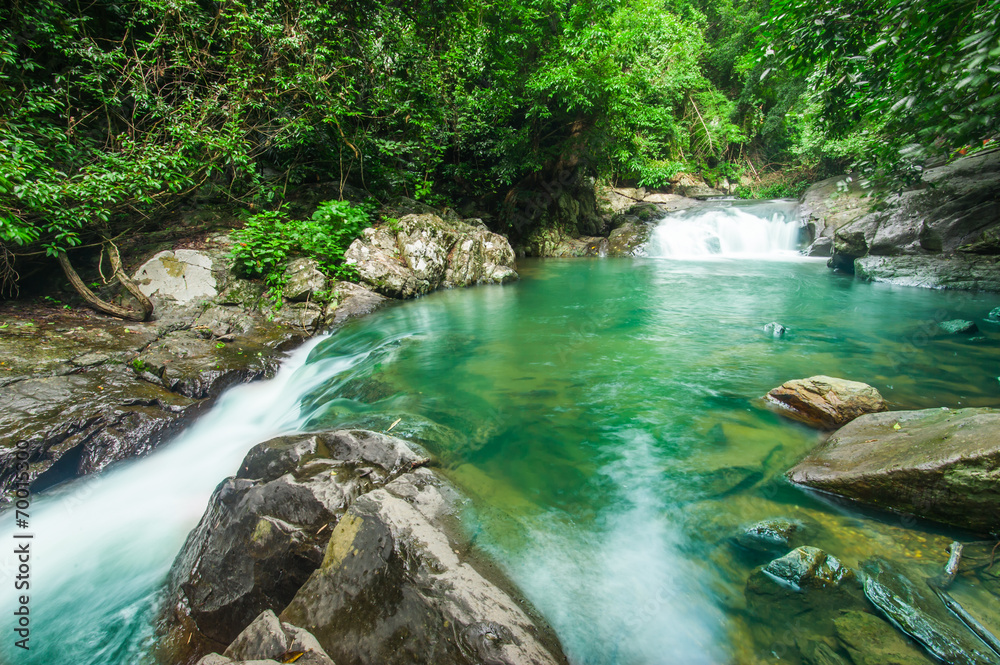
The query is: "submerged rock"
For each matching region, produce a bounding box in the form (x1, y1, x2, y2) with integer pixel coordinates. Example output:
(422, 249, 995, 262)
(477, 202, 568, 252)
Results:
(833, 610, 932, 665)
(345, 214, 517, 298)
(765, 375, 888, 430)
(737, 518, 802, 553)
(762, 546, 854, 591)
(281, 469, 566, 665)
(989, 306, 1000, 322)
(939, 319, 979, 334)
(763, 322, 787, 338)
(745, 546, 867, 660)
(860, 556, 999, 665)
(787, 407, 1000, 533)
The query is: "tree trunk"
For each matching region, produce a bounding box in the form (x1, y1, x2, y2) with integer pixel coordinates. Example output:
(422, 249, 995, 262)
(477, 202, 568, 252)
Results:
(58, 246, 154, 321)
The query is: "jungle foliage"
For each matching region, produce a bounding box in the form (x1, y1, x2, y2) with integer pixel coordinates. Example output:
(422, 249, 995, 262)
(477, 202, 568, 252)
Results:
(1, 0, 996, 294)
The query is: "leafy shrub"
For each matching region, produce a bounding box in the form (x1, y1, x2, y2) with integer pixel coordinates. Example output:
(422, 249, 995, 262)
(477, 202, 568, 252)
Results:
(231, 200, 369, 301)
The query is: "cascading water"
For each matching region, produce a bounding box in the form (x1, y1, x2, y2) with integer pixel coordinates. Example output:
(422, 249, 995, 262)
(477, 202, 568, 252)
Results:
(0, 335, 363, 665)
(644, 199, 803, 258)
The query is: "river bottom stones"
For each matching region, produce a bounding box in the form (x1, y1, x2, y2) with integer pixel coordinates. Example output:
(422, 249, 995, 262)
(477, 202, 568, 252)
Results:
(861, 557, 1000, 665)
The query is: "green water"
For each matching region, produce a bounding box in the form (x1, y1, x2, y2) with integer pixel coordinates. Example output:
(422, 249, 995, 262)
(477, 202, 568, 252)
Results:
(298, 257, 1000, 664)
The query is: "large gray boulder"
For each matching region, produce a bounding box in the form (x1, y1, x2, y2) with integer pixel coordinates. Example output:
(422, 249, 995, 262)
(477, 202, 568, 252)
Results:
(134, 249, 221, 303)
(828, 151, 1000, 289)
(281, 469, 566, 665)
(799, 175, 875, 251)
(345, 214, 517, 298)
(164, 431, 423, 649)
(788, 407, 1000, 533)
(764, 376, 888, 430)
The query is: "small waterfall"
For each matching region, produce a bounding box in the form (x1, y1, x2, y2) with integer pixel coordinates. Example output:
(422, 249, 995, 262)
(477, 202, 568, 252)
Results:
(645, 199, 802, 258)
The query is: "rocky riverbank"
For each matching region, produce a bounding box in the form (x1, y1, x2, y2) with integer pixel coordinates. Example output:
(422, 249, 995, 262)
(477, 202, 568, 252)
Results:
(0, 207, 518, 500)
(800, 150, 1000, 291)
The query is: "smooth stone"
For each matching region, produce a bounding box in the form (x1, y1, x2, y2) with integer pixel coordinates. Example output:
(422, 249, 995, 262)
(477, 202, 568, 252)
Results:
(134, 249, 219, 303)
(860, 556, 999, 665)
(765, 375, 888, 430)
(787, 407, 1000, 533)
(762, 546, 854, 591)
(989, 306, 1000, 322)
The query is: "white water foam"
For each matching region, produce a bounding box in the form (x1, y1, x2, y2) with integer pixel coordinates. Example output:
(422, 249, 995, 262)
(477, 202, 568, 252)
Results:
(0, 334, 365, 664)
(645, 200, 803, 259)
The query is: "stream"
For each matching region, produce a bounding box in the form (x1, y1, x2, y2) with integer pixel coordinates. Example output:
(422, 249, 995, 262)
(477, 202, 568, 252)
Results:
(3, 200, 1000, 664)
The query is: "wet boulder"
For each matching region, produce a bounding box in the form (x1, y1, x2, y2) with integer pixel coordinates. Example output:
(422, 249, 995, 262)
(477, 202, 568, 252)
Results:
(608, 221, 655, 256)
(325, 281, 388, 328)
(860, 556, 999, 665)
(745, 546, 866, 661)
(164, 430, 424, 650)
(765, 375, 887, 429)
(281, 469, 566, 665)
(136, 328, 280, 399)
(787, 407, 1000, 533)
(195, 610, 335, 665)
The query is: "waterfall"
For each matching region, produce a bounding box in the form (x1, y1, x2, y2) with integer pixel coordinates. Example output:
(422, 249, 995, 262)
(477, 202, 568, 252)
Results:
(644, 199, 803, 258)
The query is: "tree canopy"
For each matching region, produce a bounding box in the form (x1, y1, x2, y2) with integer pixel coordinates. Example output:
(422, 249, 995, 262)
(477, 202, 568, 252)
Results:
(1, 0, 996, 283)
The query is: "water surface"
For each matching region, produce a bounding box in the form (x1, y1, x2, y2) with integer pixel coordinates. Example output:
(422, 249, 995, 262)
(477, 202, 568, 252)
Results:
(3, 223, 1000, 664)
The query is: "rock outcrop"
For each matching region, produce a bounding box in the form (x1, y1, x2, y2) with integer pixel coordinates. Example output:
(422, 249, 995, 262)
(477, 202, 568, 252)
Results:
(164, 431, 424, 648)
(195, 609, 335, 665)
(0, 364, 197, 493)
(828, 150, 1000, 290)
(765, 375, 888, 429)
(787, 407, 1000, 533)
(345, 214, 518, 298)
(799, 175, 875, 256)
(281, 468, 565, 665)
(164, 429, 567, 665)
(0, 232, 390, 500)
